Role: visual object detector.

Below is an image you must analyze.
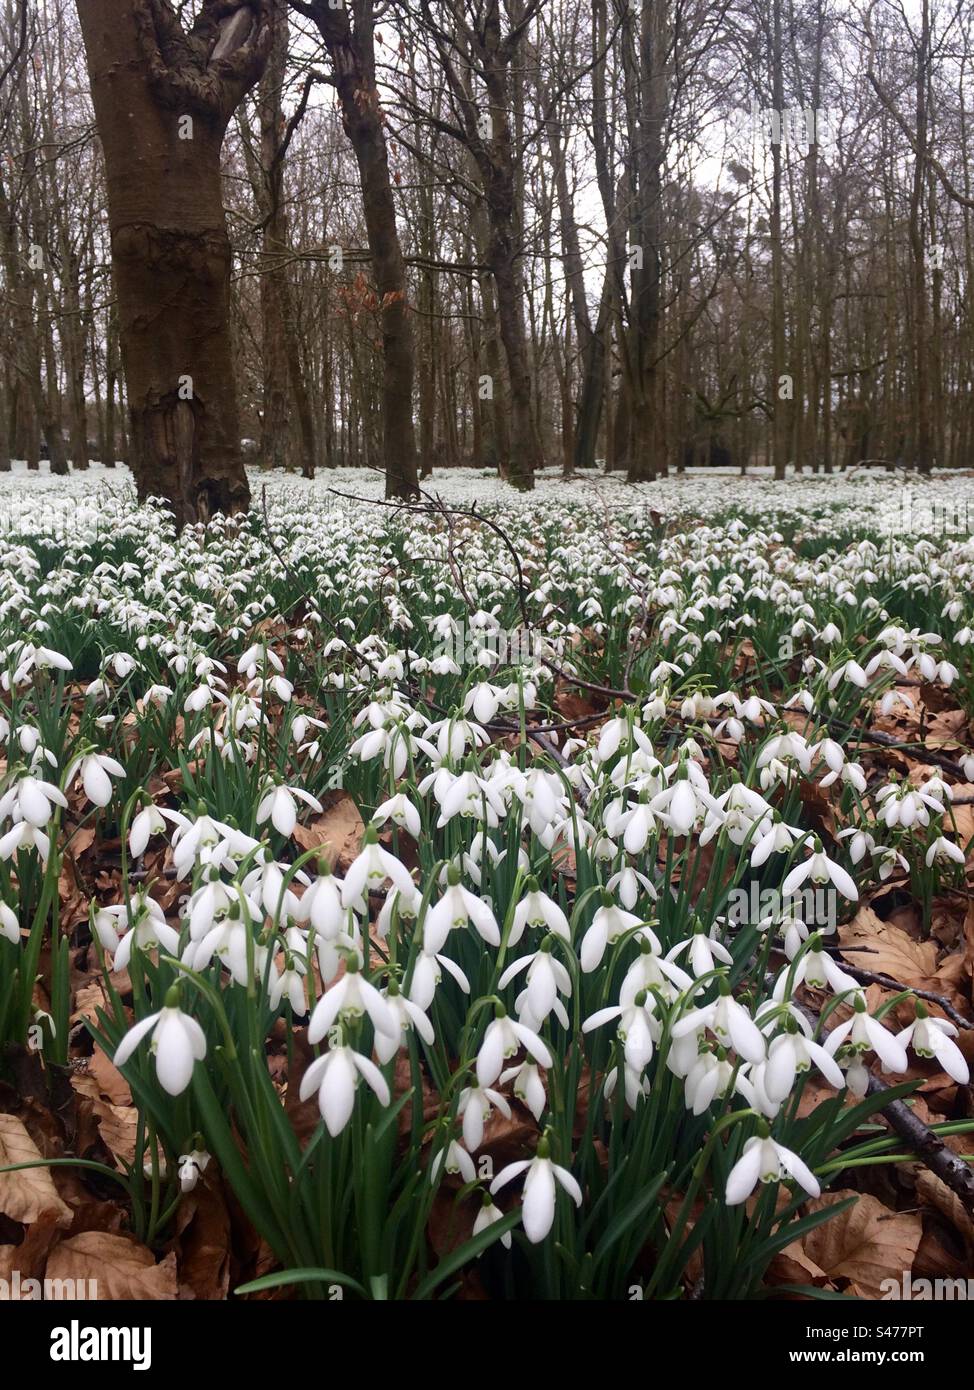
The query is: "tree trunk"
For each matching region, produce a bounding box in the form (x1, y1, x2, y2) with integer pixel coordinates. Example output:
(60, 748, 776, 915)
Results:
(304, 0, 418, 499)
(76, 0, 273, 527)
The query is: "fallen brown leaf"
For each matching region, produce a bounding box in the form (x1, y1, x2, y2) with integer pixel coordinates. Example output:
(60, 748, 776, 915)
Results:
(802, 1191, 922, 1299)
(45, 1231, 177, 1300)
(292, 792, 365, 870)
(0, 1114, 72, 1227)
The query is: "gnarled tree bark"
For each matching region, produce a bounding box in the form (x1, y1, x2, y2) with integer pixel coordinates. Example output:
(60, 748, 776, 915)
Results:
(76, 0, 275, 527)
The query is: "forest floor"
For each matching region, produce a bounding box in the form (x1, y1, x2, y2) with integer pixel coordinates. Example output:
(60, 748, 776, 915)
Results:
(1, 464, 973, 1303)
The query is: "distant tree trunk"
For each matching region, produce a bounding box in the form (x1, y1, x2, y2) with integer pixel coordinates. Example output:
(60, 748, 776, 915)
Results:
(628, 0, 667, 482)
(76, 0, 274, 527)
(769, 0, 790, 480)
(256, 1, 290, 473)
(296, 0, 418, 499)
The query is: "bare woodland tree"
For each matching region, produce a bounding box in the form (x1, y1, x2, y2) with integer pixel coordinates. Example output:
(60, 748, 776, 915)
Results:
(76, 0, 274, 525)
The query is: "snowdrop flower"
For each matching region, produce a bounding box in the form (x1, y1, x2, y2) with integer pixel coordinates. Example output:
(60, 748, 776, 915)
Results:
(605, 865, 657, 911)
(0, 900, 19, 944)
(668, 921, 733, 978)
(298, 1039, 390, 1137)
(269, 966, 308, 1016)
(128, 801, 167, 858)
(429, 1139, 477, 1186)
(500, 939, 572, 1029)
(375, 882, 421, 940)
(896, 1004, 969, 1084)
(649, 768, 707, 836)
(671, 981, 766, 1063)
(458, 1084, 512, 1151)
(341, 827, 415, 907)
(824, 995, 909, 1073)
(423, 866, 500, 955)
(372, 792, 422, 838)
(509, 879, 570, 946)
(108, 652, 137, 679)
(464, 682, 504, 725)
(750, 815, 803, 868)
(256, 780, 323, 837)
(579, 895, 647, 973)
(782, 837, 858, 901)
(500, 1059, 547, 1120)
(0, 819, 51, 863)
(783, 937, 859, 995)
(758, 1023, 846, 1103)
(827, 658, 868, 691)
(297, 864, 348, 940)
(184, 684, 215, 714)
(490, 1138, 582, 1243)
(683, 1048, 741, 1115)
(177, 1149, 210, 1193)
(583, 989, 657, 1073)
(114, 991, 207, 1097)
(428, 716, 489, 762)
(11, 774, 68, 828)
(726, 1129, 820, 1205)
(878, 688, 914, 717)
(111, 898, 180, 972)
(596, 714, 633, 762)
(476, 1008, 552, 1087)
(407, 950, 470, 1011)
(925, 836, 965, 868)
(473, 1194, 512, 1250)
(374, 982, 435, 1065)
(835, 825, 875, 866)
(307, 960, 398, 1044)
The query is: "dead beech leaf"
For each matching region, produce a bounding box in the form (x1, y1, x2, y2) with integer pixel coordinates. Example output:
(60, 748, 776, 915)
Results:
(71, 978, 113, 1027)
(838, 907, 939, 990)
(174, 1172, 231, 1300)
(766, 1238, 830, 1291)
(946, 789, 974, 848)
(914, 1170, 974, 1258)
(802, 1191, 922, 1299)
(292, 792, 364, 869)
(45, 1232, 177, 1300)
(70, 1073, 139, 1169)
(86, 1045, 132, 1106)
(0, 1210, 64, 1286)
(0, 1114, 72, 1227)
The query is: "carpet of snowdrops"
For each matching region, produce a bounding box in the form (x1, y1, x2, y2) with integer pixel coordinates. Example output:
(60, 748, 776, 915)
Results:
(1, 464, 973, 1301)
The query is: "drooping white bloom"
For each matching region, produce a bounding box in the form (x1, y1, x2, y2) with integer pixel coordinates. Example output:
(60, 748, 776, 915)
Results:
(341, 830, 415, 907)
(782, 839, 858, 902)
(178, 1149, 210, 1193)
(256, 780, 323, 837)
(13, 774, 68, 828)
(114, 996, 207, 1097)
(299, 1042, 390, 1137)
(476, 1010, 552, 1087)
(473, 1195, 512, 1250)
(896, 1006, 969, 1084)
(423, 871, 500, 955)
(458, 1085, 512, 1151)
(307, 962, 399, 1044)
(372, 792, 422, 839)
(509, 881, 571, 946)
(490, 1142, 582, 1243)
(129, 802, 167, 858)
(824, 996, 910, 1073)
(725, 1133, 820, 1205)
(671, 983, 766, 1063)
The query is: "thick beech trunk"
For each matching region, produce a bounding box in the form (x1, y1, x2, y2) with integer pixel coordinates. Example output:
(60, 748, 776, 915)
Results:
(77, 0, 273, 527)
